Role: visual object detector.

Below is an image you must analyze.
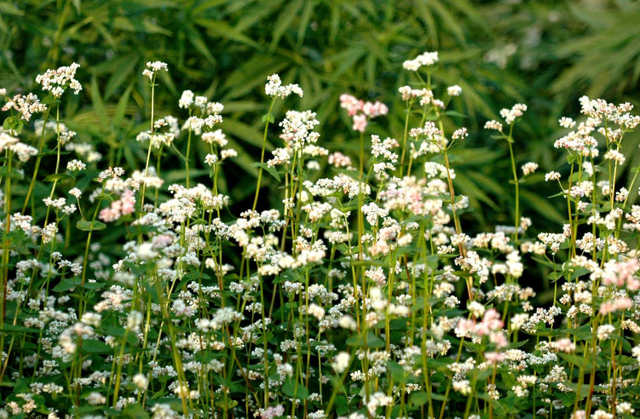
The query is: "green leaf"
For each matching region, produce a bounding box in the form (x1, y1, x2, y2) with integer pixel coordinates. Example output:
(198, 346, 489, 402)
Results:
(77, 220, 107, 232)
(82, 281, 106, 291)
(408, 391, 430, 407)
(90, 76, 108, 129)
(53, 277, 81, 292)
(251, 162, 281, 182)
(186, 24, 216, 65)
(82, 339, 112, 354)
(282, 378, 309, 400)
(2, 116, 15, 131)
(44, 173, 75, 183)
(0, 165, 24, 180)
(520, 190, 565, 225)
(346, 331, 385, 348)
(559, 353, 589, 369)
(444, 110, 467, 118)
(122, 403, 150, 419)
(0, 3, 24, 16)
(387, 360, 408, 384)
(270, 0, 304, 50)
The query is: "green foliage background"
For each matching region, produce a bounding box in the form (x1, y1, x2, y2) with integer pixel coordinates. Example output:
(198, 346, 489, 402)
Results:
(1, 0, 639, 237)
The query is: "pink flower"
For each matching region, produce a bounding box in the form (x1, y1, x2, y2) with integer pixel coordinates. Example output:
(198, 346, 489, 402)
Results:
(484, 351, 505, 364)
(363, 101, 389, 117)
(352, 114, 368, 132)
(489, 332, 508, 348)
(262, 405, 285, 419)
(340, 94, 363, 116)
(554, 338, 576, 353)
(599, 297, 633, 315)
(482, 308, 504, 332)
(602, 258, 639, 290)
(98, 189, 136, 222)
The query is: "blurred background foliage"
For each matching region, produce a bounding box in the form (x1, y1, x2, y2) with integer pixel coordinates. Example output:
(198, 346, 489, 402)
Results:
(1, 0, 640, 239)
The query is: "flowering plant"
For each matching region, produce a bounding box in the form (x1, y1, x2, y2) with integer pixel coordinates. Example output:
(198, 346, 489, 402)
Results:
(0, 52, 640, 419)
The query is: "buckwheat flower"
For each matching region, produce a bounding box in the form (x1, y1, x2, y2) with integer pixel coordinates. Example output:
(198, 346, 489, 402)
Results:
(194, 95, 207, 109)
(220, 149, 237, 160)
(362, 100, 388, 117)
(142, 61, 168, 79)
(617, 403, 634, 415)
(447, 85, 462, 96)
(86, 392, 106, 405)
(66, 159, 86, 171)
(2, 93, 47, 121)
(204, 154, 217, 166)
(553, 337, 576, 353)
(452, 380, 472, 395)
(44, 197, 66, 209)
(599, 297, 632, 315)
(351, 113, 367, 133)
(500, 104, 527, 124)
(308, 303, 325, 320)
(403, 51, 438, 71)
(331, 351, 350, 373)
(10, 142, 38, 162)
(206, 101, 224, 114)
(178, 90, 194, 108)
(0, 133, 18, 153)
(398, 85, 412, 101)
(468, 301, 485, 318)
(451, 233, 470, 246)
(201, 129, 227, 146)
(36, 63, 82, 97)
(615, 187, 628, 202)
(152, 404, 177, 418)
(545, 171, 561, 181)
(265, 74, 303, 98)
(339, 315, 357, 330)
(484, 120, 503, 131)
(521, 162, 538, 176)
(132, 373, 149, 390)
(136, 243, 158, 260)
(559, 117, 575, 128)
(604, 149, 625, 164)
(81, 312, 101, 327)
(0, 88, 5, 96)
(452, 127, 468, 140)
(340, 94, 363, 116)
(69, 188, 82, 198)
(262, 405, 285, 419)
(591, 410, 613, 419)
(596, 324, 615, 340)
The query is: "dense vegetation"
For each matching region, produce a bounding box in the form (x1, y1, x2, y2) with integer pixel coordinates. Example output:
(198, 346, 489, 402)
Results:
(1, 1, 640, 418)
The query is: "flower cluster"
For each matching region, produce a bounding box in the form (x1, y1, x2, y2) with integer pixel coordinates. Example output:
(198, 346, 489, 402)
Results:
(1, 52, 640, 419)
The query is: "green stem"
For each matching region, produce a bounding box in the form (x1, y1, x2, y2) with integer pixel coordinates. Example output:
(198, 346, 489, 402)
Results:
(253, 98, 276, 211)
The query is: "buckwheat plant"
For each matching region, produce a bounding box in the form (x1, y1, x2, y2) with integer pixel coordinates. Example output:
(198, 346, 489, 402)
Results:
(1, 51, 640, 419)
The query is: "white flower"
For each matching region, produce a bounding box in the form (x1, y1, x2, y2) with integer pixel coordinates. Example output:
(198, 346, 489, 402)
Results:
(142, 61, 168, 79)
(447, 85, 462, 96)
(403, 51, 439, 71)
(521, 162, 538, 176)
(331, 352, 350, 373)
(179, 90, 194, 108)
(137, 243, 158, 260)
(133, 373, 149, 390)
(265, 74, 303, 98)
(67, 159, 86, 171)
(545, 171, 561, 181)
(36, 63, 82, 97)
